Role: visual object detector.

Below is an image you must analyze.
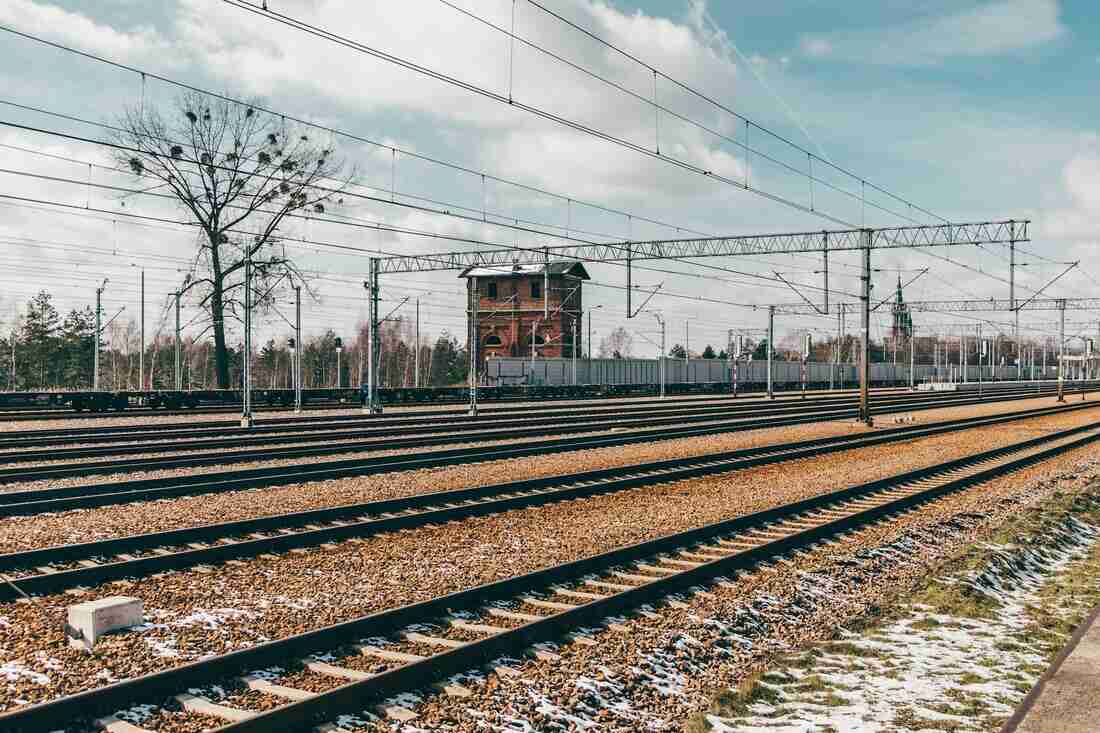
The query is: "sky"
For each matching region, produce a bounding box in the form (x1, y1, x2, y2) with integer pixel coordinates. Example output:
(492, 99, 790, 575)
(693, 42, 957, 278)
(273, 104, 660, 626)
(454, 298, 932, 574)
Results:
(0, 0, 1097, 356)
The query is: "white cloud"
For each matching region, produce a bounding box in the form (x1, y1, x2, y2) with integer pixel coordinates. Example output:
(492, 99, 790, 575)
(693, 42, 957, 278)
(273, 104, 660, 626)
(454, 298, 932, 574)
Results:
(163, 0, 745, 208)
(800, 0, 1066, 66)
(0, 0, 180, 66)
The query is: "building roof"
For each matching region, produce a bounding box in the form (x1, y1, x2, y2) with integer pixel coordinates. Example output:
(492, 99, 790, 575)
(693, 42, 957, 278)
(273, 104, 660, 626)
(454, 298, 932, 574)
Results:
(458, 261, 590, 280)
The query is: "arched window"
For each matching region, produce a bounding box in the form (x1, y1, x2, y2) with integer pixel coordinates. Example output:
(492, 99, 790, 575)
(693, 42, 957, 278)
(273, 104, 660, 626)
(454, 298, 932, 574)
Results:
(484, 334, 503, 346)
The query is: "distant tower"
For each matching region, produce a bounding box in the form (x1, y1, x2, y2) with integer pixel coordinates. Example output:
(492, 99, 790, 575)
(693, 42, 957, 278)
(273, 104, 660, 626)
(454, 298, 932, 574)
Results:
(891, 276, 913, 345)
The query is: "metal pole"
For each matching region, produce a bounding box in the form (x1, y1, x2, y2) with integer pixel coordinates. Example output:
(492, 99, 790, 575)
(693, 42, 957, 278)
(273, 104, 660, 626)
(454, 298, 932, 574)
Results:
(241, 251, 253, 427)
(1058, 300, 1066, 402)
(962, 331, 967, 384)
(366, 260, 381, 414)
(414, 297, 420, 388)
(530, 322, 537, 371)
(587, 308, 592, 385)
(468, 275, 479, 416)
(174, 290, 181, 392)
(659, 315, 666, 398)
(767, 305, 775, 399)
(139, 269, 145, 391)
(626, 243, 632, 318)
(572, 316, 578, 385)
(858, 230, 872, 425)
(336, 348, 341, 389)
(906, 323, 915, 385)
(1010, 231, 1020, 380)
(294, 284, 302, 413)
(832, 306, 839, 390)
(685, 321, 689, 366)
(94, 284, 103, 391)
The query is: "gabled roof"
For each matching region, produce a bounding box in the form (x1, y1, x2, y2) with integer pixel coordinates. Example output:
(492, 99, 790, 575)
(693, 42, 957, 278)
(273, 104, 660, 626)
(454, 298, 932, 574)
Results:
(458, 261, 590, 280)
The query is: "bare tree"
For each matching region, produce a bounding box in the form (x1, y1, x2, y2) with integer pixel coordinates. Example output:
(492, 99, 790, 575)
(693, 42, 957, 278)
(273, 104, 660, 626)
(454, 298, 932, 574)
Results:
(597, 326, 633, 359)
(112, 90, 352, 388)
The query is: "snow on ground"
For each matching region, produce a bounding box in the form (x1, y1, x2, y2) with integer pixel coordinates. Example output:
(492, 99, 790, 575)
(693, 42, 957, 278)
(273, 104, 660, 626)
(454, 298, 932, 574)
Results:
(711, 517, 1099, 732)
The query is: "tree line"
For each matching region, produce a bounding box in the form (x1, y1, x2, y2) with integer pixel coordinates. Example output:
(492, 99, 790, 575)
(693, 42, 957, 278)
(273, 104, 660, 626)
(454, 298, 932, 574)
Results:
(0, 290, 470, 392)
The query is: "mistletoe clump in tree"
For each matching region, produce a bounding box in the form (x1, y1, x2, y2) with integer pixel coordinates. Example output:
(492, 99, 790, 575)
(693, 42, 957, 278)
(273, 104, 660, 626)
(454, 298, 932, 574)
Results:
(113, 90, 353, 389)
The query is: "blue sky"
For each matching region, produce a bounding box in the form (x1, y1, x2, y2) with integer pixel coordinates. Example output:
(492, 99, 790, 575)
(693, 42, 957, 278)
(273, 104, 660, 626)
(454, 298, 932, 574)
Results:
(0, 0, 1096, 354)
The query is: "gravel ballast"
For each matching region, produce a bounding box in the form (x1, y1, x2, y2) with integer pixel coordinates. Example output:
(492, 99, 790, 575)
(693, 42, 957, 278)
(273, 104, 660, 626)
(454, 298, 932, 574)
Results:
(0, 405, 1095, 712)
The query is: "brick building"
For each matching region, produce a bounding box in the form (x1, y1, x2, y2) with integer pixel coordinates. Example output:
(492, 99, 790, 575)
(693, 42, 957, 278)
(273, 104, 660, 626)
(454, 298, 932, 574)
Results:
(459, 262, 589, 373)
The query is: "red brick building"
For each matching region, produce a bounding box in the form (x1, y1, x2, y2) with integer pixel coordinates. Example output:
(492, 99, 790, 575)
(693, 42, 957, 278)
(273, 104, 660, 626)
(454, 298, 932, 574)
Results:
(460, 262, 589, 373)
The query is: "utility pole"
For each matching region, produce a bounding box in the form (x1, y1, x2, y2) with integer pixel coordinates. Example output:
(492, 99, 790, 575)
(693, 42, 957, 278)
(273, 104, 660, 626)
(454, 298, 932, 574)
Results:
(910, 325, 916, 389)
(294, 283, 302, 413)
(241, 249, 253, 427)
(335, 338, 343, 389)
(858, 230, 872, 426)
(832, 305, 841, 390)
(767, 305, 775, 400)
(1010, 226, 1021, 380)
(414, 297, 420, 388)
(961, 330, 967, 384)
(468, 275, 479, 416)
(1058, 300, 1066, 402)
(94, 280, 106, 391)
(133, 266, 145, 391)
(173, 291, 182, 392)
(653, 311, 666, 398)
(572, 317, 578, 385)
(365, 259, 381, 414)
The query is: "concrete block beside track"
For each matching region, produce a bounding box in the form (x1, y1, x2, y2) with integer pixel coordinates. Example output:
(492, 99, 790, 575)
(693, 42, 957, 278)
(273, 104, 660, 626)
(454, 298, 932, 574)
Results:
(66, 596, 143, 651)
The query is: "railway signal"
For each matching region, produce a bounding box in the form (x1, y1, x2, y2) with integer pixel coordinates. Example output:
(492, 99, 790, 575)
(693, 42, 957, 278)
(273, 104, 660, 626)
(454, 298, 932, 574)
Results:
(335, 337, 343, 390)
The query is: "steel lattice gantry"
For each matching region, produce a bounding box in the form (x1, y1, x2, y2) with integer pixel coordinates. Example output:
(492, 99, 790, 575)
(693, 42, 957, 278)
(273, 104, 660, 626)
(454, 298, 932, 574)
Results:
(369, 219, 1030, 423)
(773, 296, 1095, 404)
(374, 220, 1029, 273)
(773, 297, 1098, 316)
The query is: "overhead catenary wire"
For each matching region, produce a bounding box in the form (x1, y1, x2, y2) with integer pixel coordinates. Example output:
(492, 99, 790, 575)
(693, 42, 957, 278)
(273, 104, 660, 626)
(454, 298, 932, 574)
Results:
(216, 0, 926, 229)
(0, 136, 863, 301)
(0, 24, 883, 287)
(0, 111, 863, 295)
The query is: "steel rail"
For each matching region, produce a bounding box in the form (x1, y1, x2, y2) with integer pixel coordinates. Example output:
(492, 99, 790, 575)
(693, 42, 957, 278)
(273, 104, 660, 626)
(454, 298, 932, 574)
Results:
(0, 387, 1079, 511)
(2, 400, 1093, 598)
(0, 386, 914, 442)
(0, 381, 852, 422)
(3, 420, 1096, 732)
(0, 390, 927, 459)
(0, 387, 1005, 462)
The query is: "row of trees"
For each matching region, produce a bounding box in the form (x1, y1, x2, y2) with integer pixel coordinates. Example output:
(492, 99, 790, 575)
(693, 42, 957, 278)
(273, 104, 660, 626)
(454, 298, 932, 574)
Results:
(1, 290, 470, 391)
(600, 324, 1048, 366)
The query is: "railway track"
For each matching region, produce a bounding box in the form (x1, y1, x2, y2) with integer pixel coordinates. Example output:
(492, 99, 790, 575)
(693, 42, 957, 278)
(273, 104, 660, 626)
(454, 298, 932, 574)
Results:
(0, 390, 908, 459)
(4, 414, 1097, 732)
(2, 400, 1094, 599)
(0, 386, 1075, 486)
(0, 383, 782, 422)
(0, 387, 912, 445)
(0, 389, 1084, 507)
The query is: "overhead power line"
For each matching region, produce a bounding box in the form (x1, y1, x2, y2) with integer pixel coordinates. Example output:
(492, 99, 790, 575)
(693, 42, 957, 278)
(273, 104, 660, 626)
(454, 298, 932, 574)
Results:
(219, 0, 929, 229)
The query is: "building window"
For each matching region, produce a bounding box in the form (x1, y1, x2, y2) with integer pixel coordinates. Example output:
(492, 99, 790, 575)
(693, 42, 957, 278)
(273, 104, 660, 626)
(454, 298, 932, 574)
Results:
(532, 333, 546, 345)
(531, 280, 541, 299)
(485, 334, 503, 346)
(486, 281, 498, 299)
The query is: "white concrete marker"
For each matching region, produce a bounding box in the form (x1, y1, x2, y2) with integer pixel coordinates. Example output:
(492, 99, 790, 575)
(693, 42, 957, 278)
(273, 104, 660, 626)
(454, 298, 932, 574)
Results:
(67, 596, 143, 651)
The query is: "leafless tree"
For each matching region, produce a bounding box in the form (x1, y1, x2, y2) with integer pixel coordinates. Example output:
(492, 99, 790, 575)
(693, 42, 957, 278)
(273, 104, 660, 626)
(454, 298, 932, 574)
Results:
(597, 326, 633, 359)
(111, 90, 353, 389)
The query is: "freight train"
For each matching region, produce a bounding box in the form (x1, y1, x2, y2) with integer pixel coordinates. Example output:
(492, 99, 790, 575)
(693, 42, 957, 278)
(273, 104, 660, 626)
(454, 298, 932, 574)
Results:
(0, 356, 1072, 413)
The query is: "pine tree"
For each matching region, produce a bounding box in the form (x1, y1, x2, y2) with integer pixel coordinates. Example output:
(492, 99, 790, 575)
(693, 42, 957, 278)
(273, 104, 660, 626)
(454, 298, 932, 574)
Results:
(58, 306, 95, 389)
(19, 291, 61, 388)
(701, 344, 717, 359)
